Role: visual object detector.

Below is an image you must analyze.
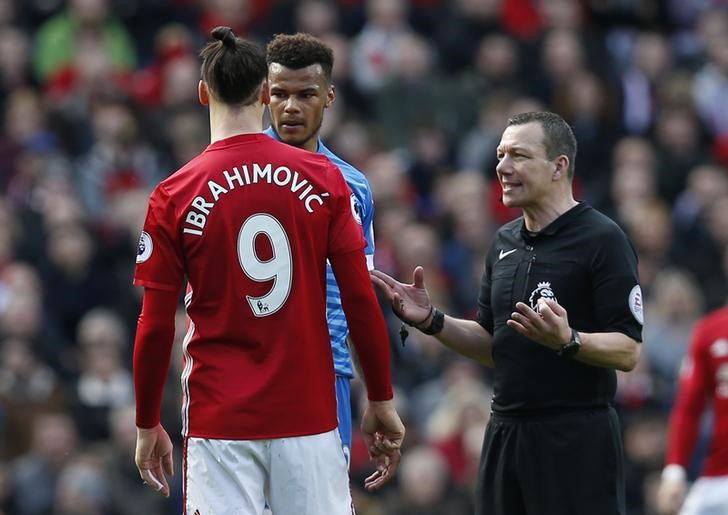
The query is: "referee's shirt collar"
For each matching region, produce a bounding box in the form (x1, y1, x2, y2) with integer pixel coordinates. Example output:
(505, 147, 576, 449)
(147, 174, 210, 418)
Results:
(518, 202, 588, 240)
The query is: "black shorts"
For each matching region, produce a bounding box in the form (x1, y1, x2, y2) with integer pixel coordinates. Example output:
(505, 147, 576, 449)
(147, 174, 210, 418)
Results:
(475, 406, 626, 515)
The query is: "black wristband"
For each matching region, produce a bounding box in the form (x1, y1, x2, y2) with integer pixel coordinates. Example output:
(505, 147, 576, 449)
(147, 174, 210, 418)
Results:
(419, 308, 444, 335)
(395, 304, 433, 327)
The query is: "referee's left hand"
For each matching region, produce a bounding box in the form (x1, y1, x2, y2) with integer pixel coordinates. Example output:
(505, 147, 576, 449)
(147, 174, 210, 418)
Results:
(507, 298, 571, 351)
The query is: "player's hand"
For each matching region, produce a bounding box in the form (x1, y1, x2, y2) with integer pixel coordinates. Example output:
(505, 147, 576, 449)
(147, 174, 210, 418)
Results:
(135, 424, 174, 498)
(507, 298, 571, 351)
(656, 477, 687, 515)
(371, 267, 432, 327)
(360, 400, 405, 491)
(364, 445, 401, 491)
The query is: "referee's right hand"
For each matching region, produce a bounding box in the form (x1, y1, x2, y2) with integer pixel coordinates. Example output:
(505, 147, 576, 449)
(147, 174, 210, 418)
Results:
(371, 266, 433, 327)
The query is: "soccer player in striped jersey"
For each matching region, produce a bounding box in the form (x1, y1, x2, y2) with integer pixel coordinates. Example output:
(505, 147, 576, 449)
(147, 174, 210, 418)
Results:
(265, 33, 380, 470)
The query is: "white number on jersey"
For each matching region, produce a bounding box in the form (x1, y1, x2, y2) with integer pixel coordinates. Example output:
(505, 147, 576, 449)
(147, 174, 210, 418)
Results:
(237, 214, 292, 317)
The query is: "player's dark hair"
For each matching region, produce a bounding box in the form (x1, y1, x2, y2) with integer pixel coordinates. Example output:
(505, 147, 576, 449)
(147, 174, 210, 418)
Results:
(199, 26, 267, 106)
(266, 33, 334, 83)
(507, 111, 578, 179)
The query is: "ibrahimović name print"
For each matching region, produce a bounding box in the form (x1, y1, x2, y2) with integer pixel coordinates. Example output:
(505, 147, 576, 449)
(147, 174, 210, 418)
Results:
(183, 162, 331, 236)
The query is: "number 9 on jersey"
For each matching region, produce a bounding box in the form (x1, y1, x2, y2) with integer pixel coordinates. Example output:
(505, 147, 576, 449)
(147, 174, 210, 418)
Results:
(237, 213, 292, 317)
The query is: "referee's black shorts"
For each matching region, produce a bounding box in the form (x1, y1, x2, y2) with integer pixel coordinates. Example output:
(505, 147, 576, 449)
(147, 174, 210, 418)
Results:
(475, 406, 626, 515)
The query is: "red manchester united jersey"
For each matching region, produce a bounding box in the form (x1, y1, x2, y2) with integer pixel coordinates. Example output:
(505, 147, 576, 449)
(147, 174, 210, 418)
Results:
(666, 306, 728, 476)
(134, 133, 366, 439)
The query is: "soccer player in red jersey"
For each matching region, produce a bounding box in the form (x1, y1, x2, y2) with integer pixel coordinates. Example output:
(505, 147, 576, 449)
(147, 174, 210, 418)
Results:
(657, 305, 728, 514)
(131, 26, 404, 514)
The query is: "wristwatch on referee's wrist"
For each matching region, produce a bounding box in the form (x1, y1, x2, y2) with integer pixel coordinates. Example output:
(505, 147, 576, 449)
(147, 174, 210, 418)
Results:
(557, 328, 581, 358)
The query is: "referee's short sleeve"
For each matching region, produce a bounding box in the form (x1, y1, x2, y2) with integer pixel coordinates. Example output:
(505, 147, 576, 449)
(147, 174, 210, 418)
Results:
(589, 225, 643, 342)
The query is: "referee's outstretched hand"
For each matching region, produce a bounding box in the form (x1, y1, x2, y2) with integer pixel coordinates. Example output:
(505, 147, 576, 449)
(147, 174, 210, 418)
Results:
(371, 266, 432, 326)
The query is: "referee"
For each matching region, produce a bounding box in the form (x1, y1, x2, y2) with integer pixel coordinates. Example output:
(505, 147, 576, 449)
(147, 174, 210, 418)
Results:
(372, 111, 643, 515)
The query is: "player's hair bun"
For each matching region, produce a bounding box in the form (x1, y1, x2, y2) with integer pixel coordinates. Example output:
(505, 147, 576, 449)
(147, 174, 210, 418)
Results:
(211, 26, 236, 49)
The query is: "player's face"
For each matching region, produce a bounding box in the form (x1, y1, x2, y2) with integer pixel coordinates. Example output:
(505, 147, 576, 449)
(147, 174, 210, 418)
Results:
(495, 122, 557, 209)
(268, 63, 334, 152)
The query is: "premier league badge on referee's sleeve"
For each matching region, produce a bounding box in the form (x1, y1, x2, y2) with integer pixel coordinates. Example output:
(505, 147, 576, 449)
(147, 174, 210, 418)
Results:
(136, 231, 153, 263)
(629, 285, 644, 325)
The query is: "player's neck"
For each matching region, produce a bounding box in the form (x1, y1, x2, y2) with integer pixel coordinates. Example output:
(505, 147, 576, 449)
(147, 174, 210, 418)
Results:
(301, 134, 320, 153)
(208, 103, 264, 143)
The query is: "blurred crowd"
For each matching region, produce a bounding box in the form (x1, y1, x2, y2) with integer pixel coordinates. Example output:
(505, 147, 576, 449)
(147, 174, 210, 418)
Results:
(0, 0, 726, 513)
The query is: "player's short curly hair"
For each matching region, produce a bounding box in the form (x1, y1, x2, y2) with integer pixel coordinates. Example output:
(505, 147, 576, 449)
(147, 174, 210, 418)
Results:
(266, 33, 334, 83)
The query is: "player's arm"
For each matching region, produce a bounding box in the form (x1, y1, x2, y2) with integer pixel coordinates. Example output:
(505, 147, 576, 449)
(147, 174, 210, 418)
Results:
(360, 180, 376, 269)
(326, 161, 404, 488)
(347, 180, 376, 383)
(656, 320, 711, 514)
(371, 267, 494, 366)
(330, 249, 394, 403)
(131, 184, 185, 498)
(330, 249, 404, 490)
(346, 336, 365, 386)
(133, 286, 179, 498)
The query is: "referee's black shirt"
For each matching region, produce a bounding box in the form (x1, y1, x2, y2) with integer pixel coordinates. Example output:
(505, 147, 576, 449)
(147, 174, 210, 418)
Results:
(477, 202, 643, 414)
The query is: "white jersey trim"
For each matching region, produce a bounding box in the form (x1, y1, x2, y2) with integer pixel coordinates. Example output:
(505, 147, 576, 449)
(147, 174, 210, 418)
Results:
(181, 290, 195, 437)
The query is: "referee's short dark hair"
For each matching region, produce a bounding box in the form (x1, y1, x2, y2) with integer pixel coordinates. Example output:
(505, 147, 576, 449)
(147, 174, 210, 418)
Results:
(199, 26, 267, 106)
(508, 111, 578, 179)
(266, 33, 334, 84)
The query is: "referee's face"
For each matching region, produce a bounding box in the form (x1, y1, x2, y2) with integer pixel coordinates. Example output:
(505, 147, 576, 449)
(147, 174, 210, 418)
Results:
(268, 63, 334, 152)
(496, 122, 556, 209)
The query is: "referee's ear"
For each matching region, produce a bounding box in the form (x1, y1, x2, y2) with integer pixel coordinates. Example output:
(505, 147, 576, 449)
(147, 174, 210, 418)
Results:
(552, 155, 569, 181)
